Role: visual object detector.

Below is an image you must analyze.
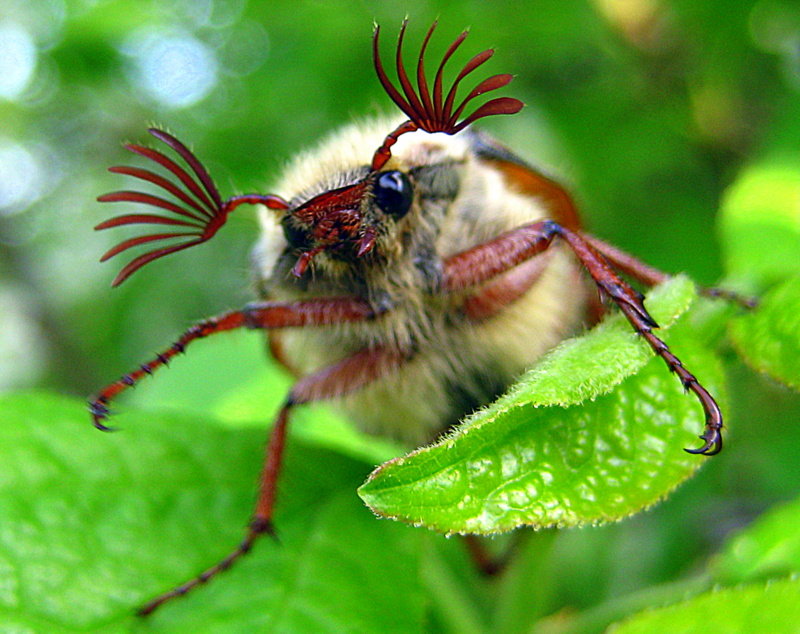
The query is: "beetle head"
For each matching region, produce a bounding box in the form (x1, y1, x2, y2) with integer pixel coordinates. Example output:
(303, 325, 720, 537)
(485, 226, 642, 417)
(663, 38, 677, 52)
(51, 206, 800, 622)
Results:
(96, 20, 522, 285)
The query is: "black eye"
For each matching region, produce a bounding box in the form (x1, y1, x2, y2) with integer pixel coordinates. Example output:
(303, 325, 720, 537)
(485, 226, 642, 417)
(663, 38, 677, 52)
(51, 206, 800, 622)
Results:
(281, 216, 310, 250)
(374, 171, 413, 218)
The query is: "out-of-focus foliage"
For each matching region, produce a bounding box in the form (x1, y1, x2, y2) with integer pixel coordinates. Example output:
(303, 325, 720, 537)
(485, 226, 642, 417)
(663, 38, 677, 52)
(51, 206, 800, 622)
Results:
(730, 276, 800, 390)
(714, 495, 800, 585)
(609, 578, 800, 634)
(1, 0, 799, 632)
(0, 392, 426, 632)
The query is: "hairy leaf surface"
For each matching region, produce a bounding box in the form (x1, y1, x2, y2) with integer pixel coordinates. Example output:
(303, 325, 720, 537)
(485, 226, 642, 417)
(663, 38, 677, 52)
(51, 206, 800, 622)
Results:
(360, 277, 725, 533)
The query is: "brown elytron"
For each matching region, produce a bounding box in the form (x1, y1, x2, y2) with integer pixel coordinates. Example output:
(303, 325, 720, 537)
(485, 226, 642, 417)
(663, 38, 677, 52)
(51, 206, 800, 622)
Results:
(91, 20, 736, 616)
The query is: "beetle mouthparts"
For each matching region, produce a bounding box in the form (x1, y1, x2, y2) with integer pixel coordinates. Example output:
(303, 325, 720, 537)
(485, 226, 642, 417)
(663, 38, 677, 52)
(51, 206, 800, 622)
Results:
(291, 247, 323, 277)
(356, 225, 377, 257)
(289, 220, 376, 278)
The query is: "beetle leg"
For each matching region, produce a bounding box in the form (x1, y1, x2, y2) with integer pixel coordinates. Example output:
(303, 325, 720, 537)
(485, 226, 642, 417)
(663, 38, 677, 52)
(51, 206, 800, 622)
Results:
(583, 234, 758, 309)
(137, 345, 409, 616)
(460, 250, 555, 321)
(462, 532, 529, 576)
(442, 220, 723, 456)
(88, 296, 381, 430)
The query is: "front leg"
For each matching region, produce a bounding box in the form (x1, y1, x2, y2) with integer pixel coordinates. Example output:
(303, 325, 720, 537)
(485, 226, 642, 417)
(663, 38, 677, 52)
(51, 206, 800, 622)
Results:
(88, 296, 381, 430)
(89, 294, 400, 615)
(442, 220, 723, 456)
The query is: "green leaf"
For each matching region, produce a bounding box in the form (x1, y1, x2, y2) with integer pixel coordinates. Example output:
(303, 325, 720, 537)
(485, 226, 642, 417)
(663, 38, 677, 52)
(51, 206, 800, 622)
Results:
(359, 277, 726, 533)
(729, 276, 800, 390)
(714, 495, 800, 586)
(719, 160, 800, 288)
(0, 392, 424, 632)
(609, 577, 800, 634)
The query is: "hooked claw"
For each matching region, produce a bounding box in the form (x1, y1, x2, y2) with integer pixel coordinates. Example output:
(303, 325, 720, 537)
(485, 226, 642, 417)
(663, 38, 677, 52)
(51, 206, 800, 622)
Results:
(684, 429, 722, 456)
(88, 399, 118, 432)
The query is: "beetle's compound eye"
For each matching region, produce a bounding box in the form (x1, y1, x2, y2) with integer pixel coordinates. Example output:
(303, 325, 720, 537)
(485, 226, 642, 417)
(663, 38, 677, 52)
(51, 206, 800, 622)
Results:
(281, 216, 311, 250)
(374, 171, 413, 219)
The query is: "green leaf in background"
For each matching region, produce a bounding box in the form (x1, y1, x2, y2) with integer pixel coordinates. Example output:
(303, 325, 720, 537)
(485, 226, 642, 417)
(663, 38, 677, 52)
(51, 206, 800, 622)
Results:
(0, 392, 424, 632)
(532, 449, 800, 633)
(714, 495, 800, 586)
(719, 159, 800, 289)
(608, 577, 800, 634)
(531, 493, 800, 634)
(729, 276, 800, 390)
(359, 277, 726, 533)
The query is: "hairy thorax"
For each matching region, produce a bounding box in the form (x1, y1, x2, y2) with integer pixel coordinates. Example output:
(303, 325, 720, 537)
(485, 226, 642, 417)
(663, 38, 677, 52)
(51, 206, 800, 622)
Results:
(252, 119, 588, 444)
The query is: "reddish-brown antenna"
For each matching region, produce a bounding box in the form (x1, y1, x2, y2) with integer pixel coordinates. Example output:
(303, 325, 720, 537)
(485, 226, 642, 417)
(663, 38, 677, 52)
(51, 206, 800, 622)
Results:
(371, 20, 524, 171)
(96, 129, 288, 286)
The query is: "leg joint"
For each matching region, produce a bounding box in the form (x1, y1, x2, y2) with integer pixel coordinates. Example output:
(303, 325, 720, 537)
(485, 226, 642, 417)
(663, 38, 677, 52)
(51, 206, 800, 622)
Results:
(540, 219, 563, 237)
(284, 393, 299, 408)
(242, 304, 262, 329)
(249, 517, 274, 535)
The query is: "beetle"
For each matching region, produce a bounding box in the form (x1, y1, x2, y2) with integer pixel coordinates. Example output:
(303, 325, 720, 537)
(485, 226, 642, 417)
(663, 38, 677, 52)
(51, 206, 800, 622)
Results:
(89, 20, 749, 615)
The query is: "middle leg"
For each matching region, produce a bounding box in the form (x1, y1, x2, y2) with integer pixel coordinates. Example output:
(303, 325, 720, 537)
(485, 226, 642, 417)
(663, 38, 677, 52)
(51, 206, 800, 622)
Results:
(137, 344, 410, 616)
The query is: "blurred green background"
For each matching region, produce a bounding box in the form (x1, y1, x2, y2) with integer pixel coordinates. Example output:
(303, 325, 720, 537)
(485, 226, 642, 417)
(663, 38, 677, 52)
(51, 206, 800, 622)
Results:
(1, 0, 799, 629)
(2, 0, 799, 394)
